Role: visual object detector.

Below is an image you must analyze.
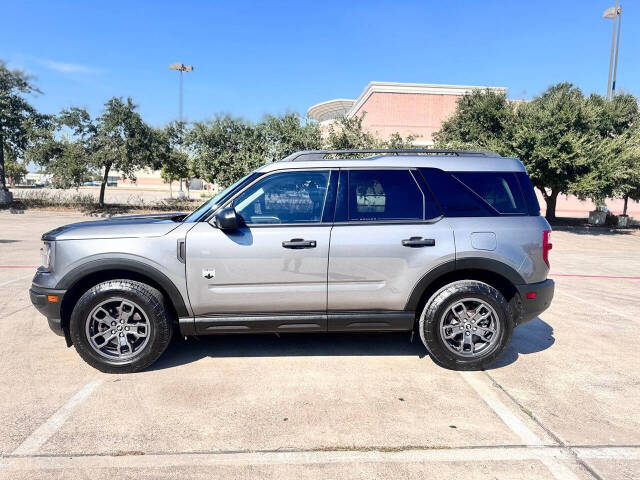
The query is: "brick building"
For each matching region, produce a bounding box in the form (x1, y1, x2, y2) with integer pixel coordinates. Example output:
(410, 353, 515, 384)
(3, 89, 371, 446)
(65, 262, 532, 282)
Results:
(307, 81, 506, 145)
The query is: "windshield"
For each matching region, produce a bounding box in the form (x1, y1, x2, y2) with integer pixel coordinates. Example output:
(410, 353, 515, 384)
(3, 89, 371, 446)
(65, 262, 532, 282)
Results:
(183, 173, 259, 222)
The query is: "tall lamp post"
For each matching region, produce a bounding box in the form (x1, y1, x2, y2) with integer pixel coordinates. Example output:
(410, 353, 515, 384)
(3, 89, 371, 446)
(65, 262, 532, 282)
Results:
(169, 63, 193, 197)
(169, 62, 194, 123)
(603, 2, 622, 100)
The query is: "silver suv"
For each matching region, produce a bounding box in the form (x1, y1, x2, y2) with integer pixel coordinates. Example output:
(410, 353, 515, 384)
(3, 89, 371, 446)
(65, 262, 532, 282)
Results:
(30, 149, 554, 373)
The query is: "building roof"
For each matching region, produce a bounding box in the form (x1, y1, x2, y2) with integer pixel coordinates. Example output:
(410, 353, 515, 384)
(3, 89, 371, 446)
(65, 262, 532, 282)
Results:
(306, 99, 355, 123)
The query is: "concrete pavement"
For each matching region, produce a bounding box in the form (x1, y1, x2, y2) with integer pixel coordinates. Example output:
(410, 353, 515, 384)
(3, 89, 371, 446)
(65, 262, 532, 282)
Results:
(0, 210, 638, 479)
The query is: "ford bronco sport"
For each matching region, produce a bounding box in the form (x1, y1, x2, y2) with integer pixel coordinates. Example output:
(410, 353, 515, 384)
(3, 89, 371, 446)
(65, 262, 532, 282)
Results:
(30, 149, 554, 373)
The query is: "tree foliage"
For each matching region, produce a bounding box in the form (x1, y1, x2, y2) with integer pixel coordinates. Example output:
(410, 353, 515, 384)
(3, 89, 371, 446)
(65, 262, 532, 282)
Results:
(434, 83, 639, 220)
(0, 61, 50, 191)
(3, 148, 27, 185)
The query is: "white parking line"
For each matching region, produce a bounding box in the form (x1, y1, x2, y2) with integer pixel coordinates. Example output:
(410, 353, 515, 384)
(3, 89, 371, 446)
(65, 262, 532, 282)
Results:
(12, 378, 104, 455)
(459, 371, 544, 446)
(2, 446, 638, 471)
(0, 274, 32, 288)
(459, 371, 581, 480)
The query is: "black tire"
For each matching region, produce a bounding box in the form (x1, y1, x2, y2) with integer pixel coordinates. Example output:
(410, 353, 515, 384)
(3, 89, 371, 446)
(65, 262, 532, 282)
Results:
(69, 280, 174, 373)
(418, 280, 513, 371)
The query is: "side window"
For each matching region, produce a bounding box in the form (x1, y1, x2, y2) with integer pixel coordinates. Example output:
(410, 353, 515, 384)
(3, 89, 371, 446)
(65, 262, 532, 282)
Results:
(347, 170, 425, 221)
(452, 172, 527, 215)
(232, 171, 330, 224)
(419, 168, 496, 217)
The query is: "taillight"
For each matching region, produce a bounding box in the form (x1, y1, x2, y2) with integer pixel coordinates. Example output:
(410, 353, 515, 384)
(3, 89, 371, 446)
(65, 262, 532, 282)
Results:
(542, 230, 552, 267)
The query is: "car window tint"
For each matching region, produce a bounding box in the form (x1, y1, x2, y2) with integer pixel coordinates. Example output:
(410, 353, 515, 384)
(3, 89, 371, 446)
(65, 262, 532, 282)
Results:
(453, 172, 527, 214)
(348, 170, 424, 221)
(419, 168, 496, 217)
(232, 171, 330, 224)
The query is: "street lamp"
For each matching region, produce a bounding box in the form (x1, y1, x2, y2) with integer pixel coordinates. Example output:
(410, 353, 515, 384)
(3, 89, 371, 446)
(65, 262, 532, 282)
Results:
(169, 62, 194, 123)
(603, 2, 622, 100)
(169, 63, 193, 198)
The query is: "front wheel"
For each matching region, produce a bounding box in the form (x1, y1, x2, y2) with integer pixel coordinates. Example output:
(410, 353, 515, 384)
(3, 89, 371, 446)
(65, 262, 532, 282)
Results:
(69, 280, 174, 373)
(418, 280, 513, 371)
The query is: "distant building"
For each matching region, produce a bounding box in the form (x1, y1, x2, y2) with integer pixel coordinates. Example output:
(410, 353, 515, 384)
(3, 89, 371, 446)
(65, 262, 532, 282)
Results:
(307, 81, 507, 145)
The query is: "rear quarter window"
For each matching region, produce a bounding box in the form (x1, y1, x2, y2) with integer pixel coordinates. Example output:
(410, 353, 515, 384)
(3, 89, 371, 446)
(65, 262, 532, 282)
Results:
(452, 171, 527, 215)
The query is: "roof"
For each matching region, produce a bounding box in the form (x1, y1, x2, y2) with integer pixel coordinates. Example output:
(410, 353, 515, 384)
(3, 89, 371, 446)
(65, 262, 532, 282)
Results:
(258, 151, 525, 173)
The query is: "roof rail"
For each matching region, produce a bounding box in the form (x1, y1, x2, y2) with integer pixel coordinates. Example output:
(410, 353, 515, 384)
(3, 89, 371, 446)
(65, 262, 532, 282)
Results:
(279, 149, 501, 162)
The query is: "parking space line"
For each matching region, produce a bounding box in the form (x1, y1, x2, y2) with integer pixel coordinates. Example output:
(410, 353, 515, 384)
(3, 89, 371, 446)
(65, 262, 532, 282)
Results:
(459, 371, 545, 446)
(5, 446, 638, 471)
(459, 372, 584, 480)
(0, 274, 33, 288)
(12, 378, 104, 455)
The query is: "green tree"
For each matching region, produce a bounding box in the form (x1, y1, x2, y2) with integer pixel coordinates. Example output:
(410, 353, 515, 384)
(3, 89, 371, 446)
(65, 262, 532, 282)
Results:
(325, 114, 416, 150)
(3, 149, 27, 185)
(188, 113, 321, 187)
(0, 61, 50, 195)
(325, 114, 382, 150)
(433, 89, 516, 156)
(188, 115, 265, 187)
(260, 113, 322, 160)
(58, 98, 157, 207)
(512, 83, 599, 220)
(158, 121, 191, 197)
(47, 139, 94, 189)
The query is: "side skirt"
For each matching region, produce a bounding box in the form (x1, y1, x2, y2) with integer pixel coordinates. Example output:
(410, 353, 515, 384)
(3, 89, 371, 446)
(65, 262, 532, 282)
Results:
(178, 311, 415, 336)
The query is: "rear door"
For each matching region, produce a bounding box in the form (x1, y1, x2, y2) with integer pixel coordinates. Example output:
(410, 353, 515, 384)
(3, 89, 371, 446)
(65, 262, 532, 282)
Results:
(327, 169, 454, 330)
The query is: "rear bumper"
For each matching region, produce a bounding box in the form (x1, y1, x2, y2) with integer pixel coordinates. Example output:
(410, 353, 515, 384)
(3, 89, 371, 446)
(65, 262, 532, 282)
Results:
(515, 279, 555, 325)
(29, 285, 67, 337)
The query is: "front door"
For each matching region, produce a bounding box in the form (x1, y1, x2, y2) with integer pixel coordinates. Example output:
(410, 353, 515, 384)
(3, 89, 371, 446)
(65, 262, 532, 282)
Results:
(185, 169, 335, 332)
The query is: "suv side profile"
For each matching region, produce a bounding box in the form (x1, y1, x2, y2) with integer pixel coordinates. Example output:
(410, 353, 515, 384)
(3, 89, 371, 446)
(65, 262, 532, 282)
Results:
(30, 149, 554, 373)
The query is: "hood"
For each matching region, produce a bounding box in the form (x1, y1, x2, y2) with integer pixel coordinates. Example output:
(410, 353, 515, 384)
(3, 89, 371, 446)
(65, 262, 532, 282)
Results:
(42, 213, 187, 241)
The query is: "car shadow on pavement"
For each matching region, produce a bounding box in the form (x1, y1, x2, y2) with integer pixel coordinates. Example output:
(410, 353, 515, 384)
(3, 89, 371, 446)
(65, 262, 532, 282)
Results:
(150, 332, 427, 371)
(489, 318, 555, 369)
(150, 319, 554, 371)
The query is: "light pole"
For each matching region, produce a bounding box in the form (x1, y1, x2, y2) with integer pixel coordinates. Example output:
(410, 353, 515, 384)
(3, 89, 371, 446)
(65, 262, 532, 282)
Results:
(603, 2, 622, 100)
(169, 63, 193, 197)
(169, 63, 194, 123)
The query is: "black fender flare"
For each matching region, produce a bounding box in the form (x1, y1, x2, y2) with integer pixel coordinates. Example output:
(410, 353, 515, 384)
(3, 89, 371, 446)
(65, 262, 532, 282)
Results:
(404, 257, 525, 311)
(57, 258, 190, 317)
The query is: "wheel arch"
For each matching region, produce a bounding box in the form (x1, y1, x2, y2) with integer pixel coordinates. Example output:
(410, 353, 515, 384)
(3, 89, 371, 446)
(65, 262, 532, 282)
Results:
(58, 260, 188, 345)
(405, 258, 524, 322)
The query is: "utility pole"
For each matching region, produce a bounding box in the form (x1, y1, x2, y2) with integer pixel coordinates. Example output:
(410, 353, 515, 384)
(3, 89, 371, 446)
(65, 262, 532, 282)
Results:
(603, 2, 622, 100)
(168, 63, 194, 196)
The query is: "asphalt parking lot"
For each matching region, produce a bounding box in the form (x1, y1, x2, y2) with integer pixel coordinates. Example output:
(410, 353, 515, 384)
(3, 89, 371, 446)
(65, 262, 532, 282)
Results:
(1, 210, 639, 479)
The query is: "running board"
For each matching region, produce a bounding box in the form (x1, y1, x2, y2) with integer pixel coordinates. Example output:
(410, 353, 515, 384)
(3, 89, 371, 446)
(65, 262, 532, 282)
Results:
(178, 311, 415, 336)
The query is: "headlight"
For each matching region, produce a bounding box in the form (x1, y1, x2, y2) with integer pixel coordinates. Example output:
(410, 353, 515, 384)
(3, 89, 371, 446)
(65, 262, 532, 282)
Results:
(40, 241, 54, 271)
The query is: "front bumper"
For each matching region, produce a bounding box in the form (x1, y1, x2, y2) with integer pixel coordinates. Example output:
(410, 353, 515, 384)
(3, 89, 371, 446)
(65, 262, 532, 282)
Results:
(29, 284, 67, 338)
(515, 279, 555, 325)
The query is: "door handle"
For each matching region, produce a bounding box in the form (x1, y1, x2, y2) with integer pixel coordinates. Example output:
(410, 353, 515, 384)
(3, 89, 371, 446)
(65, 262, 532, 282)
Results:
(402, 237, 436, 247)
(282, 238, 317, 249)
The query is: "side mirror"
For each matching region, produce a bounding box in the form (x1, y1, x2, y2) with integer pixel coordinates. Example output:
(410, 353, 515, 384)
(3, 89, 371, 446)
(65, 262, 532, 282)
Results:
(213, 207, 240, 230)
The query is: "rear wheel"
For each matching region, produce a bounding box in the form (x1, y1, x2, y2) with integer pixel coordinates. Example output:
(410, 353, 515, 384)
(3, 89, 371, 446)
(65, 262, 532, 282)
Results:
(69, 280, 173, 373)
(418, 280, 513, 370)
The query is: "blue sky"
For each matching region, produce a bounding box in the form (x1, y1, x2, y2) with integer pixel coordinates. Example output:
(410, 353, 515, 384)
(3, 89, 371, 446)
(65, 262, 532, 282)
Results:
(2, 0, 638, 127)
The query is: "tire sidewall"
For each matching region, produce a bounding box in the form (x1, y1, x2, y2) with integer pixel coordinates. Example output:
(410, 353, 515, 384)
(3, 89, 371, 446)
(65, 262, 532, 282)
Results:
(70, 280, 172, 373)
(420, 281, 514, 370)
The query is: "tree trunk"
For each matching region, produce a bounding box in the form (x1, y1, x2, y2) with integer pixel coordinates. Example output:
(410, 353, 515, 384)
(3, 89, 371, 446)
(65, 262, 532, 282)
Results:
(0, 133, 7, 192)
(543, 190, 559, 222)
(623, 195, 628, 216)
(99, 163, 112, 208)
(169, 180, 173, 199)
